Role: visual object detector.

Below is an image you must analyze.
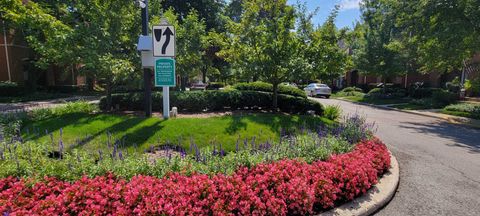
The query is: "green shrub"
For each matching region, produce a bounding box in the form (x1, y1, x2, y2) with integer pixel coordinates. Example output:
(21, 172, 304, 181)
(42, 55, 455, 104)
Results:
(206, 82, 225, 90)
(367, 87, 407, 99)
(444, 103, 480, 116)
(465, 78, 480, 97)
(342, 87, 363, 93)
(432, 89, 459, 106)
(100, 90, 323, 115)
(408, 87, 442, 99)
(0, 81, 24, 97)
(233, 81, 306, 98)
(324, 105, 342, 121)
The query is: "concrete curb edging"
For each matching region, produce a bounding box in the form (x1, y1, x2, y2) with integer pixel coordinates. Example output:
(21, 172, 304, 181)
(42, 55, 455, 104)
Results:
(332, 98, 480, 129)
(319, 152, 399, 216)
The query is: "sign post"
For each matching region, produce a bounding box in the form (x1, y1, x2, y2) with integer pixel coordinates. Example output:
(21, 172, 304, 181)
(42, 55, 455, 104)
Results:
(152, 20, 176, 119)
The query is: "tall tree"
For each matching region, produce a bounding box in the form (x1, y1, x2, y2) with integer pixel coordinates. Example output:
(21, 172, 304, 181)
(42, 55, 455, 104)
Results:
(160, 0, 225, 31)
(394, 0, 480, 73)
(164, 9, 207, 90)
(355, 0, 406, 84)
(222, 0, 298, 109)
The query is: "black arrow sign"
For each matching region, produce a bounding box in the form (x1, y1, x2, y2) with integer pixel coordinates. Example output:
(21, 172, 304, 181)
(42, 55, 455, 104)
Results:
(161, 27, 174, 54)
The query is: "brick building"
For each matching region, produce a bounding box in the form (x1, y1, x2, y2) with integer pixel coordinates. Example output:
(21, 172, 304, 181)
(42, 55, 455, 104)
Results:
(0, 19, 85, 87)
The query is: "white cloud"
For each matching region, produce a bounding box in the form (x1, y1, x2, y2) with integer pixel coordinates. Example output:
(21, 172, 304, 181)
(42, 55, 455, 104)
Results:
(340, 0, 361, 11)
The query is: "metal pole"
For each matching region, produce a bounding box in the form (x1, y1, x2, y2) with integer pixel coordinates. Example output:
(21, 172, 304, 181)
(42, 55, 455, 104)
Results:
(141, 0, 152, 117)
(163, 86, 169, 119)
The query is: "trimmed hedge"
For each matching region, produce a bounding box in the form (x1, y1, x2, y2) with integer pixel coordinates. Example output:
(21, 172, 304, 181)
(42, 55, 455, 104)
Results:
(408, 87, 442, 99)
(367, 87, 407, 99)
(100, 90, 323, 115)
(342, 87, 363, 93)
(233, 81, 307, 98)
(206, 82, 225, 90)
(0, 82, 24, 97)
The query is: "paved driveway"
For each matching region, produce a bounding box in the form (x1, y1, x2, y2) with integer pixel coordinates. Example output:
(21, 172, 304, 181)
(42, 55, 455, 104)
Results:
(313, 98, 480, 216)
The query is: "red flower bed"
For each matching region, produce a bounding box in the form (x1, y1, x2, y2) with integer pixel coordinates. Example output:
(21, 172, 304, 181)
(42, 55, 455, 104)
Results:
(0, 138, 390, 215)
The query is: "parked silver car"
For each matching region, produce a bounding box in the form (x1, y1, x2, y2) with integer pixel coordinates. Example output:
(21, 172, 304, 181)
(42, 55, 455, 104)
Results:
(304, 83, 332, 98)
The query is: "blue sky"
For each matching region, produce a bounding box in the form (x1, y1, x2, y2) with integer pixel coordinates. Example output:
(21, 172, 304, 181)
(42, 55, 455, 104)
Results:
(287, 0, 362, 29)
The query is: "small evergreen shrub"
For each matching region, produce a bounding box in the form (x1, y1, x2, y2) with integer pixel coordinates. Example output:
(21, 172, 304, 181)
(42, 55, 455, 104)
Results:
(324, 105, 342, 121)
(206, 82, 225, 90)
(233, 81, 306, 98)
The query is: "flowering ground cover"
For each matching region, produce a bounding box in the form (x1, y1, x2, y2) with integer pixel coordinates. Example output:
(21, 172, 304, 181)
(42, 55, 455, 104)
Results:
(0, 138, 390, 215)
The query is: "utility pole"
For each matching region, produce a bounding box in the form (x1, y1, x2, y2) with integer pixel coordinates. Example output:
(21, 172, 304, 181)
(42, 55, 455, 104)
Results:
(140, 0, 152, 117)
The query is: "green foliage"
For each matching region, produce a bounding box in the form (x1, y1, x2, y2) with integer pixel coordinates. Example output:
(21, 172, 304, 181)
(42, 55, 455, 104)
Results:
(432, 90, 459, 106)
(99, 90, 323, 115)
(342, 87, 363, 93)
(408, 87, 442, 99)
(0, 81, 24, 97)
(206, 82, 226, 90)
(366, 87, 407, 99)
(221, 0, 299, 108)
(443, 103, 480, 120)
(233, 82, 306, 98)
(465, 78, 480, 96)
(0, 102, 97, 140)
(0, 133, 353, 181)
(324, 105, 342, 121)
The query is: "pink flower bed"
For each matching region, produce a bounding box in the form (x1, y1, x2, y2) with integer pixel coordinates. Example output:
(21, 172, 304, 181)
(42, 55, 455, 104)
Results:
(0, 138, 390, 215)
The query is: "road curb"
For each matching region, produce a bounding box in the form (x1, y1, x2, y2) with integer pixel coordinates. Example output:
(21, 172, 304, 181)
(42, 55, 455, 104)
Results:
(332, 98, 480, 130)
(319, 151, 399, 216)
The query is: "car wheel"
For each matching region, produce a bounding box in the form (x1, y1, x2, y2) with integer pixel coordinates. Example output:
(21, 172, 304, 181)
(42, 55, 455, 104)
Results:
(325, 95, 330, 99)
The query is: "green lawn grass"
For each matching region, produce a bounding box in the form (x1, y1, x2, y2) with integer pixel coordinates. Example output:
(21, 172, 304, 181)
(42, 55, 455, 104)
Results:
(22, 113, 332, 153)
(333, 94, 411, 105)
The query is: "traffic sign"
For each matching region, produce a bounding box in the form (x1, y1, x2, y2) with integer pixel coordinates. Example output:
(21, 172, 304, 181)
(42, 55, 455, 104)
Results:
(154, 58, 175, 87)
(152, 25, 175, 57)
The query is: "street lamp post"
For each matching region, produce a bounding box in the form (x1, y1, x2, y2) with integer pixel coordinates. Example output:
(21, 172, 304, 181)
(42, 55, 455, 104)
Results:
(139, 0, 152, 117)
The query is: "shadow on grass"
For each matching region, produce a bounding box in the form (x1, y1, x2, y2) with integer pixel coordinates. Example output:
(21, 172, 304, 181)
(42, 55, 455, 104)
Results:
(224, 113, 331, 135)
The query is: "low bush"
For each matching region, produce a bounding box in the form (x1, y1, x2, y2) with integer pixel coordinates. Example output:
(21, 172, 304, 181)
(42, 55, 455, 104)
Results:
(408, 87, 442, 99)
(366, 87, 407, 99)
(0, 82, 24, 97)
(0, 138, 390, 215)
(432, 89, 459, 106)
(206, 82, 225, 90)
(324, 105, 342, 121)
(342, 87, 363, 93)
(443, 103, 480, 119)
(233, 81, 307, 98)
(100, 90, 323, 115)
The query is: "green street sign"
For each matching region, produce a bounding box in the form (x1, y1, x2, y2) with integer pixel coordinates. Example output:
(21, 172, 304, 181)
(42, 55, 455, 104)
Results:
(154, 58, 176, 86)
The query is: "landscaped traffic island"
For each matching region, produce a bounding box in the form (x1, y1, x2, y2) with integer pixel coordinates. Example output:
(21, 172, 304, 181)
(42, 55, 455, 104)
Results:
(0, 100, 392, 215)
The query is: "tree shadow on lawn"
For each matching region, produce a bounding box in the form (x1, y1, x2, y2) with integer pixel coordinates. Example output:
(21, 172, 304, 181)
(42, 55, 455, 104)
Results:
(22, 112, 95, 140)
(23, 113, 162, 152)
(398, 121, 480, 154)
(224, 113, 330, 135)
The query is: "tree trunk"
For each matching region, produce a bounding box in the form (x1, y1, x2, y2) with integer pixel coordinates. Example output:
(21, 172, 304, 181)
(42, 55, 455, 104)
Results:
(202, 66, 207, 84)
(106, 83, 112, 111)
(272, 83, 278, 111)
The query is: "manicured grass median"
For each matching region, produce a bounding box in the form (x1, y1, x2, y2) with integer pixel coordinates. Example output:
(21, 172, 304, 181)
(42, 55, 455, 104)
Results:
(23, 113, 332, 152)
(332, 94, 411, 105)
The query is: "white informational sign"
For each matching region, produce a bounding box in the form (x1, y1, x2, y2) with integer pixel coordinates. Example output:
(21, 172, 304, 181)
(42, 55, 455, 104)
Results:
(152, 25, 175, 57)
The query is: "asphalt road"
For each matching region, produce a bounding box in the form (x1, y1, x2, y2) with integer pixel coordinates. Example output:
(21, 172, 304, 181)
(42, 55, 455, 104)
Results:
(313, 98, 480, 216)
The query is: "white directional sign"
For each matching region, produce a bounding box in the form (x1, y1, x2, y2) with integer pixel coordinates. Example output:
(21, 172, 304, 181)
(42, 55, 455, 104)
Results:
(152, 25, 175, 57)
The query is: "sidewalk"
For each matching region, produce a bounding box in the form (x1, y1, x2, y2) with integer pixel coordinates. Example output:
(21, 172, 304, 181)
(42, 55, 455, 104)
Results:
(0, 96, 100, 113)
(334, 98, 480, 129)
